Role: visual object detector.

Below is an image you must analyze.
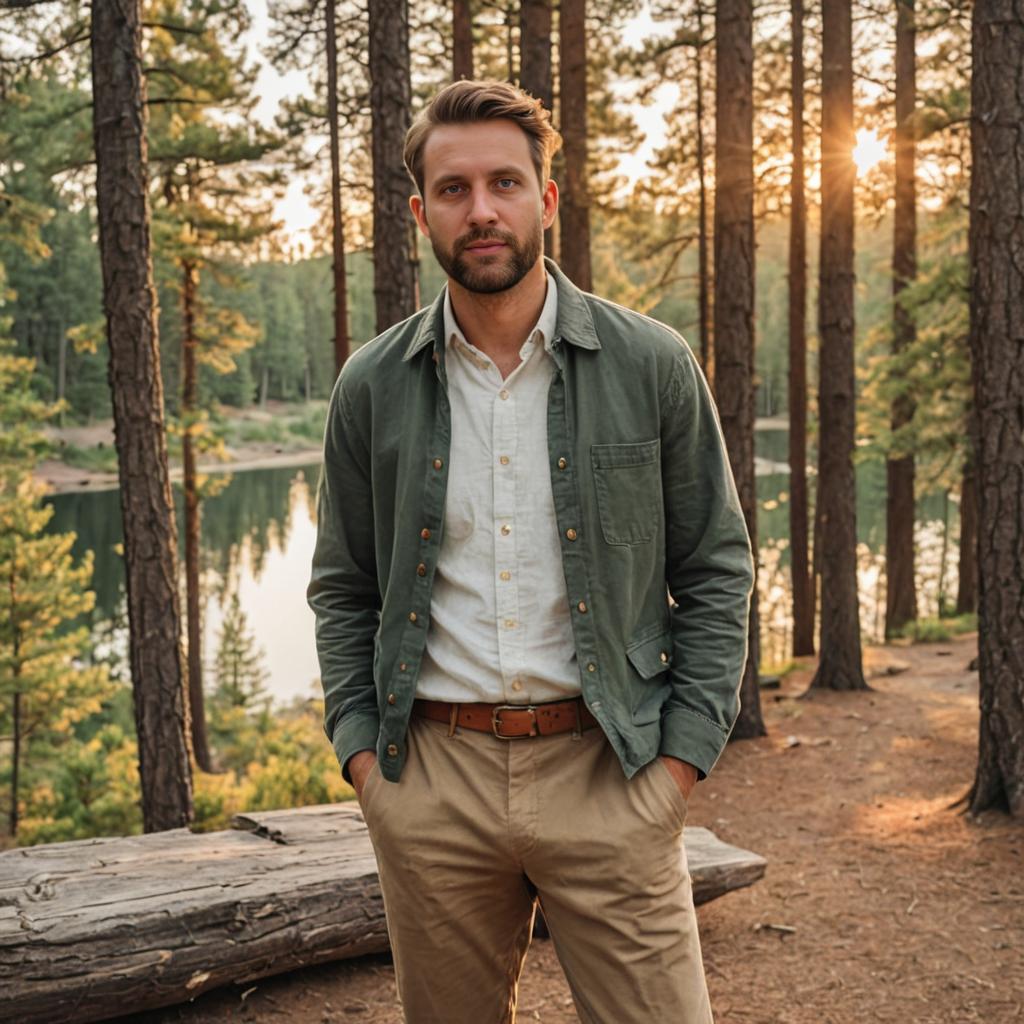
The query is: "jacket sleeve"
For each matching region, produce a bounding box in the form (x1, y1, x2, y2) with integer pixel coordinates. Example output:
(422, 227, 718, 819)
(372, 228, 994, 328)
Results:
(306, 374, 381, 785)
(658, 343, 755, 781)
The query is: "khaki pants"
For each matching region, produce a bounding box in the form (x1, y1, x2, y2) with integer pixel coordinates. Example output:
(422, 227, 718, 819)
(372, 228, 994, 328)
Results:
(359, 711, 714, 1024)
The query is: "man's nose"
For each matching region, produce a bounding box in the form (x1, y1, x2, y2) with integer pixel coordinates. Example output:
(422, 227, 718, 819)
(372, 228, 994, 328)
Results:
(466, 188, 498, 226)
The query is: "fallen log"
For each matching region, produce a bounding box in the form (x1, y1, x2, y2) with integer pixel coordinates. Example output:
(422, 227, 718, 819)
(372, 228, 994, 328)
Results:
(0, 804, 766, 1023)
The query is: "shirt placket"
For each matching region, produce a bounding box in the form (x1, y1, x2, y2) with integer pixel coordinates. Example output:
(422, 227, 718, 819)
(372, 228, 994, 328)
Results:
(492, 375, 524, 699)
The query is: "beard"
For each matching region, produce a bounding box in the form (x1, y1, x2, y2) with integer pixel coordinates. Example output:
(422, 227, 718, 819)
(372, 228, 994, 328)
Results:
(430, 220, 543, 294)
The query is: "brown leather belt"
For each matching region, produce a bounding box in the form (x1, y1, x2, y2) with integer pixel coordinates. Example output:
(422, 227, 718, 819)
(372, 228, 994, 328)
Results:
(412, 697, 599, 739)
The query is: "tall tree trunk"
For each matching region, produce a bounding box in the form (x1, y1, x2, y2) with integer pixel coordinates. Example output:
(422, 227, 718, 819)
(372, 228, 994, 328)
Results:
(966, 1, 1024, 817)
(453, 0, 473, 80)
(520, 0, 553, 255)
(558, 0, 591, 290)
(326, 0, 350, 379)
(807, 0, 867, 692)
(181, 255, 213, 774)
(955, 447, 977, 615)
(90, 0, 193, 831)
(715, 0, 762, 739)
(696, 0, 713, 390)
(886, 0, 918, 639)
(9, 651, 20, 837)
(368, 0, 418, 334)
(789, 0, 814, 657)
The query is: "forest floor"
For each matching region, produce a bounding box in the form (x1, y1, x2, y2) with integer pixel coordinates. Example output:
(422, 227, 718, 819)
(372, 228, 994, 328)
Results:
(120, 630, 1023, 1024)
(35, 400, 324, 494)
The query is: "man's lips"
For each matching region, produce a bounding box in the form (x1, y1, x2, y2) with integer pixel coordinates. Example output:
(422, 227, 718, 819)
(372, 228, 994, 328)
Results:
(464, 241, 507, 254)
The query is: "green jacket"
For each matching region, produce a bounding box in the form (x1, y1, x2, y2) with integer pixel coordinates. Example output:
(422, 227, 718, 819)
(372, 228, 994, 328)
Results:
(308, 257, 754, 787)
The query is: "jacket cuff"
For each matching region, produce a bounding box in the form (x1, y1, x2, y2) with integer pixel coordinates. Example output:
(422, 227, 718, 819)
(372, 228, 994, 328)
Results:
(659, 706, 731, 782)
(333, 711, 381, 786)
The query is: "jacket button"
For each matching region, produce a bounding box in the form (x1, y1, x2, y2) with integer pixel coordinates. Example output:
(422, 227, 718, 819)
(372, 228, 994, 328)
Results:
(577, 601, 588, 613)
(587, 662, 597, 672)
(421, 527, 431, 540)
(399, 662, 407, 671)
(387, 693, 397, 705)
(408, 611, 418, 623)
(558, 457, 568, 470)
(416, 563, 427, 576)
(565, 528, 578, 541)
(660, 651, 669, 663)
(387, 743, 399, 756)
(433, 458, 443, 470)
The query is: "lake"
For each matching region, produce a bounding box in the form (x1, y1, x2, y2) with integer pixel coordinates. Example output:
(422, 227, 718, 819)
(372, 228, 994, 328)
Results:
(44, 425, 962, 708)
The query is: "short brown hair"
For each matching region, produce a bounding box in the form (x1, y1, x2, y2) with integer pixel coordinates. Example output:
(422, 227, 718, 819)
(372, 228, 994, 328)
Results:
(403, 79, 562, 197)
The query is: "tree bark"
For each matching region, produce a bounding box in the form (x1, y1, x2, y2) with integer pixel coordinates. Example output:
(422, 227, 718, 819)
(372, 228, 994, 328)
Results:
(886, 0, 918, 639)
(326, 0, 350, 379)
(788, 0, 814, 657)
(558, 0, 591, 290)
(368, 0, 418, 334)
(955, 449, 977, 615)
(966, 0, 1024, 817)
(89, 0, 193, 830)
(696, 0, 713, 391)
(453, 0, 473, 80)
(807, 0, 867, 692)
(519, 0, 553, 255)
(714, 0, 763, 739)
(180, 254, 212, 774)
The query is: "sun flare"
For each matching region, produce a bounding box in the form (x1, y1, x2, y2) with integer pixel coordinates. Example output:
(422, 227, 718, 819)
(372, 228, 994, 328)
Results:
(853, 128, 887, 175)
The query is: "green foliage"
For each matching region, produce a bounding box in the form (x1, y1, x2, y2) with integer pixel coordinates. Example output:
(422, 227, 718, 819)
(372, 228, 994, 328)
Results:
(892, 613, 977, 644)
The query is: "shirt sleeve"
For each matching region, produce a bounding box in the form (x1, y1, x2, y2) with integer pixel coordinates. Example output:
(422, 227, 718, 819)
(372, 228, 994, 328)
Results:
(658, 343, 756, 781)
(306, 375, 382, 785)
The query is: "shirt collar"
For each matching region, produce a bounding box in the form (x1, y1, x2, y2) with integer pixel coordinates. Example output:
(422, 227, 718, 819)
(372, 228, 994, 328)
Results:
(442, 271, 559, 359)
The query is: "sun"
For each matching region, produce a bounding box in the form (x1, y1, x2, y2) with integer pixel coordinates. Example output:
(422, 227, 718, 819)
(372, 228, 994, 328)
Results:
(853, 128, 887, 175)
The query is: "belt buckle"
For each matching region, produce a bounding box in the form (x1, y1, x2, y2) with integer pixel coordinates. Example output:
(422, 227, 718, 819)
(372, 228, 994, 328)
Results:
(491, 704, 538, 739)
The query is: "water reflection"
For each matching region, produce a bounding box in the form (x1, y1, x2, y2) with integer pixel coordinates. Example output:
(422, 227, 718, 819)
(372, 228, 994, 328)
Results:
(44, 429, 961, 706)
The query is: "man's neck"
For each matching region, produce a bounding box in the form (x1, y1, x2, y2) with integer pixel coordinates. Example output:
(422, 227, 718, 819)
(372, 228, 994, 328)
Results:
(447, 260, 548, 365)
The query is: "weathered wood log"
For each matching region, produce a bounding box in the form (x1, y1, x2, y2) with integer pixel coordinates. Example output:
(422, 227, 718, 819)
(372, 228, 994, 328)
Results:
(0, 804, 766, 1023)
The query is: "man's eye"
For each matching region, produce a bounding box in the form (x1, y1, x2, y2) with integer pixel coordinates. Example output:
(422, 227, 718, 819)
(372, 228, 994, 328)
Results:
(497, 178, 516, 189)
(441, 184, 463, 195)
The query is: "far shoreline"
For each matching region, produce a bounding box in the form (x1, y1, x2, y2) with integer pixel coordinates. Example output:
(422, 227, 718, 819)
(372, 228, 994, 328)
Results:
(36, 447, 324, 496)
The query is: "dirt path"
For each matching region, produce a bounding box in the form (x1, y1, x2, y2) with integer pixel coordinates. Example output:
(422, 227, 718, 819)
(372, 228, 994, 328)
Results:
(128, 633, 1023, 1024)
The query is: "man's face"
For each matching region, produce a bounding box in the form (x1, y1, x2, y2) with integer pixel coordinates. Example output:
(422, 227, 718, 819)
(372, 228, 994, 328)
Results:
(409, 119, 558, 295)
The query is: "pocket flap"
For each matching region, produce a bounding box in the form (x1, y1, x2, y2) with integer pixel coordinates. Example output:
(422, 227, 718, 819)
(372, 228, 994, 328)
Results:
(626, 629, 673, 680)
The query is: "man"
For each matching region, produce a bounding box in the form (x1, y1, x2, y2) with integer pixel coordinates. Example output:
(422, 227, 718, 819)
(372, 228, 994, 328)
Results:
(308, 79, 754, 1024)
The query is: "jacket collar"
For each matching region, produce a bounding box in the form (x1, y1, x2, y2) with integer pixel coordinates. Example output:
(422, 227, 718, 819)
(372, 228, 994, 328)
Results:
(402, 256, 601, 362)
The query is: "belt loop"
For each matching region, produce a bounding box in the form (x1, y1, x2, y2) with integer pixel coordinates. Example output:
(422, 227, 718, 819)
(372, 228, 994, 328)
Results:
(447, 702, 459, 737)
(571, 698, 582, 740)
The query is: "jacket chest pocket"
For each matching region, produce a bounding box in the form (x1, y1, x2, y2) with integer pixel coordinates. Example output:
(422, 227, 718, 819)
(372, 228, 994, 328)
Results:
(590, 439, 662, 546)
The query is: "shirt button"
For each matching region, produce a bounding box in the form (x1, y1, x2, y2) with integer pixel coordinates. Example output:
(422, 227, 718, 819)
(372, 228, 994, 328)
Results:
(499, 455, 510, 465)
(558, 457, 568, 470)
(421, 527, 431, 540)
(501, 524, 512, 536)
(433, 458, 443, 470)
(565, 528, 578, 541)
(511, 680, 523, 692)
(587, 662, 597, 672)
(660, 651, 669, 663)
(408, 611, 418, 623)
(577, 601, 588, 613)
(499, 570, 511, 581)
(499, 389, 509, 400)
(387, 693, 397, 705)
(387, 743, 399, 757)
(416, 563, 427, 577)
(504, 619, 516, 629)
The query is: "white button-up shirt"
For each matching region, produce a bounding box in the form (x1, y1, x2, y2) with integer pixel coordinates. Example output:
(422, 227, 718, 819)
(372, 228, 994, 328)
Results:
(415, 274, 580, 705)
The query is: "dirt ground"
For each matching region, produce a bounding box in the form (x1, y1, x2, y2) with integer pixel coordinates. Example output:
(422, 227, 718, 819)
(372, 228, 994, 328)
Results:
(126, 632, 1023, 1024)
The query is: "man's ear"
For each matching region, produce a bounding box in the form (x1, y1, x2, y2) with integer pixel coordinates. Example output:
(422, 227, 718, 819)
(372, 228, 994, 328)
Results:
(409, 194, 430, 238)
(541, 178, 558, 231)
